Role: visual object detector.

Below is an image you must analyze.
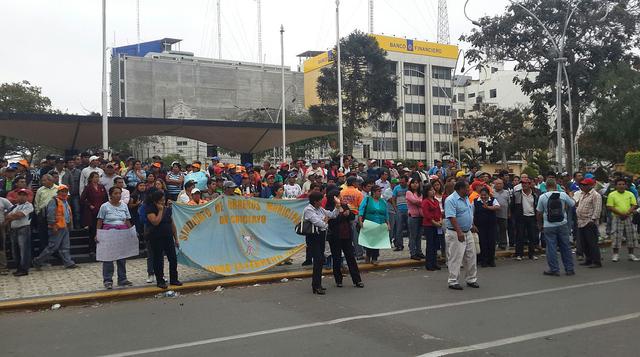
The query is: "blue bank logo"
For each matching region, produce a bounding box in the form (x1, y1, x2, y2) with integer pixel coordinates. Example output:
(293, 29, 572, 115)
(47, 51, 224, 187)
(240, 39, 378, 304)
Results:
(406, 39, 414, 51)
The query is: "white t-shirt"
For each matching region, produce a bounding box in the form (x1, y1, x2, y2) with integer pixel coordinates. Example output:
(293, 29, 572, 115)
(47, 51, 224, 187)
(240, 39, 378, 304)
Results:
(120, 188, 130, 205)
(97, 201, 131, 226)
(9, 201, 34, 228)
(522, 191, 535, 216)
(284, 184, 302, 199)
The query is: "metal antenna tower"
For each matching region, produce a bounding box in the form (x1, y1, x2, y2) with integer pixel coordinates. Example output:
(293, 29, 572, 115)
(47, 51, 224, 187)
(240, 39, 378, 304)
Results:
(136, 0, 140, 54)
(368, 0, 374, 34)
(437, 0, 450, 44)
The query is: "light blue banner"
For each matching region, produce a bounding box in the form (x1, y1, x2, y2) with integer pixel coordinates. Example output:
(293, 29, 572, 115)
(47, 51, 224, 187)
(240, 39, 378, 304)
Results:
(172, 196, 307, 276)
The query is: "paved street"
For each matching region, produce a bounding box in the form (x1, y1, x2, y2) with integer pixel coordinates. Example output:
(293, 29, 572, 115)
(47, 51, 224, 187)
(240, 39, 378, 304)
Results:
(2, 249, 639, 357)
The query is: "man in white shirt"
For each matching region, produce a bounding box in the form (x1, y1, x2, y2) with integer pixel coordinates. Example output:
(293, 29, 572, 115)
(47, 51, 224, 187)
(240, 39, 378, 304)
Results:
(79, 155, 104, 195)
(113, 176, 130, 205)
(375, 171, 391, 193)
(100, 163, 118, 192)
(4, 189, 34, 276)
(283, 174, 302, 199)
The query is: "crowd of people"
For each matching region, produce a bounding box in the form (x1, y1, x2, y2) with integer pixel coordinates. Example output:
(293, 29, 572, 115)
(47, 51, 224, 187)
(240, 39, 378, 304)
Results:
(0, 153, 638, 294)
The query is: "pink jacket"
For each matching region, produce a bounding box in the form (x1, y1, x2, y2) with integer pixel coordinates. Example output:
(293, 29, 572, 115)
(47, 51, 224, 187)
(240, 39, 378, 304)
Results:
(406, 191, 423, 218)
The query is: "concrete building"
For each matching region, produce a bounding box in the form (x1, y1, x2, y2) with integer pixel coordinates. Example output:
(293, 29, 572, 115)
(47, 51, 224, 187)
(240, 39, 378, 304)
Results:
(303, 34, 459, 164)
(452, 61, 537, 155)
(110, 38, 304, 162)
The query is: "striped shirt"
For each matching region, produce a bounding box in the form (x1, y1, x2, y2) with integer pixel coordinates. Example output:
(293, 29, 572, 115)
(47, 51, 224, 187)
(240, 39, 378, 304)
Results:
(165, 172, 184, 195)
(575, 189, 602, 228)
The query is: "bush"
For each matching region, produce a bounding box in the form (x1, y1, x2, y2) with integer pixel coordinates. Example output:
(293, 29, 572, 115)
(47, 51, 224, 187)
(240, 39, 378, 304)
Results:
(521, 166, 539, 178)
(624, 152, 640, 174)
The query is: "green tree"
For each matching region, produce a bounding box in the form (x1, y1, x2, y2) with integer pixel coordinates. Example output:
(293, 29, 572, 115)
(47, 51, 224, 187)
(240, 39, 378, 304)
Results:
(465, 106, 548, 165)
(461, 0, 640, 171)
(311, 30, 400, 155)
(579, 63, 640, 163)
(0, 81, 61, 160)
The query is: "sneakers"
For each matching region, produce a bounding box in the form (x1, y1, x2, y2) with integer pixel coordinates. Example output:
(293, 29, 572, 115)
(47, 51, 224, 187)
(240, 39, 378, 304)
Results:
(146, 275, 155, 284)
(629, 254, 640, 262)
(532, 256, 539, 260)
(516, 256, 523, 261)
(104, 282, 113, 290)
(612, 254, 620, 262)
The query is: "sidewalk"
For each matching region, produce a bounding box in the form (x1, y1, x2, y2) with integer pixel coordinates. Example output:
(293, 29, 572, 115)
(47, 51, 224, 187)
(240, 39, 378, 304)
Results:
(0, 244, 424, 302)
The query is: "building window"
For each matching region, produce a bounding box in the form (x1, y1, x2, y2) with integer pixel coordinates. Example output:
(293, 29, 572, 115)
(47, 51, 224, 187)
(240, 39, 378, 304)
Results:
(468, 93, 476, 98)
(458, 109, 466, 118)
(363, 145, 370, 159)
(457, 93, 465, 102)
(490, 89, 497, 98)
(373, 138, 398, 152)
(432, 86, 452, 98)
(405, 103, 426, 115)
(376, 120, 398, 132)
(432, 66, 452, 80)
(404, 63, 425, 77)
(432, 105, 451, 116)
(405, 122, 426, 133)
(434, 141, 450, 153)
(406, 141, 427, 152)
(176, 141, 188, 146)
(433, 124, 451, 134)
(405, 84, 425, 96)
(387, 61, 397, 73)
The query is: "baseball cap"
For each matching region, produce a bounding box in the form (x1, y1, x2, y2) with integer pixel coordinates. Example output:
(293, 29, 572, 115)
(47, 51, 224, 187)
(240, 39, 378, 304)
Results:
(57, 185, 69, 191)
(192, 162, 201, 169)
(17, 188, 30, 195)
(18, 159, 29, 167)
(191, 188, 201, 194)
(584, 173, 594, 179)
(417, 161, 425, 167)
(171, 161, 181, 167)
(288, 172, 297, 178)
(210, 156, 220, 161)
(152, 162, 161, 168)
(391, 178, 399, 184)
(581, 178, 596, 186)
(456, 171, 465, 178)
(396, 162, 403, 166)
(228, 163, 237, 169)
(55, 157, 65, 164)
(89, 155, 100, 162)
(337, 172, 345, 177)
(6, 164, 16, 171)
(223, 181, 237, 189)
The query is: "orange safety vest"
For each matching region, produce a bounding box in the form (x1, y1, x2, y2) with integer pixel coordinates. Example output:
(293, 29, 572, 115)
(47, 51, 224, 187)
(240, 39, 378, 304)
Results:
(52, 197, 72, 229)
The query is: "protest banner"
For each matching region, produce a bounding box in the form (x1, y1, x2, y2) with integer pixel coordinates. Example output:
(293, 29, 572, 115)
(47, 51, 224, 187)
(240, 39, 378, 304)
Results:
(96, 227, 140, 262)
(172, 196, 307, 276)
(358, 219, 392, 249)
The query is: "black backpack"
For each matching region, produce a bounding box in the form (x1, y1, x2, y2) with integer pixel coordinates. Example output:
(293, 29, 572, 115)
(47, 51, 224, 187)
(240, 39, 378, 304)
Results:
(546, 192, 564, 223)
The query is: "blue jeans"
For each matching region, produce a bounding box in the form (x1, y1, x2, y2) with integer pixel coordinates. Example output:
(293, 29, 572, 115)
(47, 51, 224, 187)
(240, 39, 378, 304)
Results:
(351, 219, 363, 258)
(10, 226, 31, 272)
(69, 195, 81, 228)
(35, 228, 75, 267)
(103, 259, 127, 284)
(408, 216, 423, 256)
(395, 211, 408, 249)
(388, 209, 397, 244)
(543, 224, 574, 273)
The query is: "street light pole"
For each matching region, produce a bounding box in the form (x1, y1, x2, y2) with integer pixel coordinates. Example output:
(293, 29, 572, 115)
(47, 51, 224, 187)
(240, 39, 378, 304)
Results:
(101, 0, 109, 159)
(280, 25, 286, 163)
(336, 0, 345, 168)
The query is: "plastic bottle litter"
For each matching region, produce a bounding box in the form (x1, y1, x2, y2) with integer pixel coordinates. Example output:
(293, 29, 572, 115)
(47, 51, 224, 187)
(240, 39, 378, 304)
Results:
(252, 283, 261, 287)
(51, 304, 61, 310)
(213, 286, 224, 292)
(164, 290, 178, 298)
(280, 278, 289, 283)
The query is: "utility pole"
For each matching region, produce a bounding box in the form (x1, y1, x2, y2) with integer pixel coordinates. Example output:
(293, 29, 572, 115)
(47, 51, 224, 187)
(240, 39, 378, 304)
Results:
(101, 0, 109, 159)
(368, 0, 374, 34)
(136, 0, 140, 54)
(336, 0, 344, 168)
(217, 0, 222, 59)
(257, 0, 263, 66)
(280, 25, 286, 163)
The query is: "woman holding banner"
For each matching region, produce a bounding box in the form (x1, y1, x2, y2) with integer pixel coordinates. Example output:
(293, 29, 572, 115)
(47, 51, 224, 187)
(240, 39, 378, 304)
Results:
(303, 191, 342, 295)
(359, 185, 390, 265)
(96, 186, 133, 290)
(325, 186, 363, 288)
(145, 190, 181, 289)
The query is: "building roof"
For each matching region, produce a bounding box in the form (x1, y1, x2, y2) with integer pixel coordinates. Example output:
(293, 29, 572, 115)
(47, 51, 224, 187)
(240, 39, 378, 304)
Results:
(297, 51, 325, 58)
(0, 112, 336, 154)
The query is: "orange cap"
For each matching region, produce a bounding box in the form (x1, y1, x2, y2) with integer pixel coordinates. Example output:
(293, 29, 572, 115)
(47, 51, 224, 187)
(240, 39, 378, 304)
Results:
(57, 184, 69, 191)
(216, 163, 225, 168)
(192, 163, 201, 169)
(152, 162, 161, 168)
(18, 159, 29, 167)
(228, 164, 236, 169)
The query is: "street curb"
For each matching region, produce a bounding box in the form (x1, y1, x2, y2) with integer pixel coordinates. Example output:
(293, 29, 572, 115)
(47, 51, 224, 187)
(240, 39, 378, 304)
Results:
(0, 241, 612, 312)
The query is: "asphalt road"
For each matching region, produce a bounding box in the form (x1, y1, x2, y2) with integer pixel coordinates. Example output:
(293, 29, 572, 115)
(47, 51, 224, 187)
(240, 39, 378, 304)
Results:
(2, 254, 640, 357)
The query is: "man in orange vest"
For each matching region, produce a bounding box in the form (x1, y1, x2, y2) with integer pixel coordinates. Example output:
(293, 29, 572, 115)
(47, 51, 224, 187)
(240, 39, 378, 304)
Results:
(32, 185, 78, 269)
